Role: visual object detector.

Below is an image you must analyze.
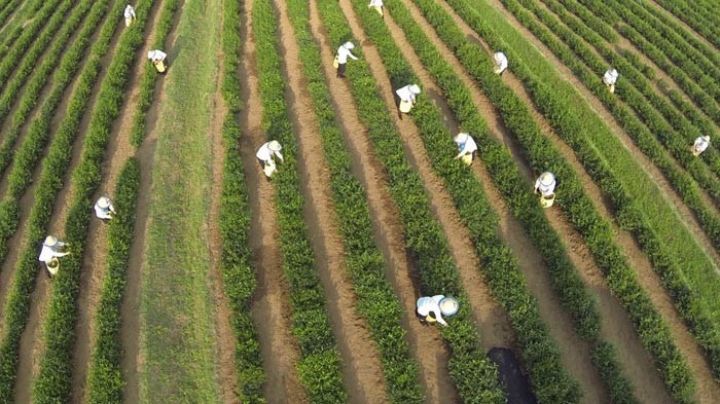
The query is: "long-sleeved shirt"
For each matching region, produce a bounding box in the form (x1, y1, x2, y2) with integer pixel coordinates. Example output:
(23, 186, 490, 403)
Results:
(396, 85, 418, 103)
(416, 295, 448, 326)
(256, 142, 284, 163)
(38, 242, 69, 263)
(603, 69, 619, 86)
(455, 134, 478, 157)
(148, 50, 167, 62)
(494, 52, 508, 73)
(694, 136, 710, 153)
(94, 200, 116, 220)
(368, 0, 384, 7)
(124, 5, 136, 19)
(336, 44, 358, 64)
(534, 173, 556, 197)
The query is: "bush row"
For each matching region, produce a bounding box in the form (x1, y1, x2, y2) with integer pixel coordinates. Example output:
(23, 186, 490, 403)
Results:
(0, 0, 47, 59)
(651, 0, 720, 55)
(0, 0, 21, 33)
(285, 0, 425, 402)
(129, 0, 181, 147)
(0, 0, 127, 400)
(252, 0, 346, 401)
(438, 0, 697, 401)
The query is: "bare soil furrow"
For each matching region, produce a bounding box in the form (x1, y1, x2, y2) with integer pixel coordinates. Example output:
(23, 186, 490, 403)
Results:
(308, 1, 457, 401)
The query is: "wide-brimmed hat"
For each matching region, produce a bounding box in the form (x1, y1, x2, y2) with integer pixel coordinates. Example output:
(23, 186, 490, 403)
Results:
(97, 196, 111, 208)
(454, 132, 470, 143)
(409, 84, 421, 94)
(343, 41, 355, 50)
(702, 135, 711, 142)
(540, 172, 555, 186)
(439, 297, 459, 317)
(268, 140, 282, 152)
(44, 235, 58, 246)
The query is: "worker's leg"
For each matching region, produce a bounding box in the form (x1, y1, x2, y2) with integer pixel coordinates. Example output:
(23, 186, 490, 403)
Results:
(337, 63, 346, 78)
(125, 17, 132, 27)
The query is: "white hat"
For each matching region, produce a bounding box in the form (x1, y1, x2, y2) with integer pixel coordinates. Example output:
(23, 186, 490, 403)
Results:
(540, 172, 555, 186)
(268, 140, 282, 152)
(44, 235, 58, 246)
(702, 135, 710, 141)
(343, 41, 355, 50)
(409, 84, 421, 94)
(439, 297, 459, 317)
(97, 196, 111, 208)
(454, 132, 470, 143)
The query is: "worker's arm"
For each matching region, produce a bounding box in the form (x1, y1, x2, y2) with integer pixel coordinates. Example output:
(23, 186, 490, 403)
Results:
(348, 51, 359, 61)
(433, 308, 448, 326)
(54, 251, 70, 258)
(274, 150, 284, 162)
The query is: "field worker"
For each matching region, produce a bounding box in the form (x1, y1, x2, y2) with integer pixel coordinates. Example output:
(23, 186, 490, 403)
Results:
(368, 0, 384, 17)
(396, 84, 421, 119)
(256, 140, 284, 178)
(416, 295, 459, 326)
(124, 4, 136, 27)
(94, 196, 116, 221)
(692, 135, 710, 156)
(38, 236, 70, 278)
(148, 50, 168, 73)
(493, 51, 508, 75)
(454, 132, 477, 166)
(534, 171, 557, 208)
(334, 41, 359, 78)
(603, 68, 619, 93)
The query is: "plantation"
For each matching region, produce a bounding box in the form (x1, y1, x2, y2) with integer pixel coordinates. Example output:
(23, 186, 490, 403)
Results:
(0, 0, 719, 403)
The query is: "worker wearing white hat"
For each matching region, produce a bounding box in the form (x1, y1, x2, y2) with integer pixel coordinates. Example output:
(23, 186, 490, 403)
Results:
(692, 135, 710, 157)
(38, 236, 70, 278)
(256, 140, 284, 178)
(534, 171, 557, 208)
(334, 41, 359, 78)
(148, 50, 168, 73)
(124, 4, 136, 27)
(493, 52, 508, 75)
(396, 84, 421, 119)
(368, 0, 384, 17)
(416, 295, 458, 326)
(94, 196, 117, 221)
(603, 68, 619, 94)
(454, 132, 478, 166)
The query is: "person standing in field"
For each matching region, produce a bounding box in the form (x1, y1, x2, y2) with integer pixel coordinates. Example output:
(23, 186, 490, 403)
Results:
(38, 236, 70, 278)
(395, 84, 421, 119)
(124, 4, 136, 27)
(335, 41, 359, 79)
(603, 68, 619, 94)
(148, 50, 168, 73)
(493, 51, 508, 75)
(416, 295, 459, 326)
(256, 140, 284, 178)
(534, 171, 557, 208)
(368, 0, 384, 17)
(94, 196, 116, 222)
(454, 132, 478, 166)
(692, 135, 711, 157)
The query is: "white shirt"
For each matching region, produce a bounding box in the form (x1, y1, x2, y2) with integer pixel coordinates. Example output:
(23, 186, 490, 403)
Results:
(396, 85, 418, 103)
(148, 50, 167, 62)
(94, 200, 116, 220)
(38, 242, 68, 263)
(416, 295, 447, 326)
(494, 52, 508, 72)
(337, 44, 358, 64)
(369, 0, 383, 7)
(455, 134, 478, 156)
(124, 5, 136, 19)
(603, 69, 618, 86)
(694, 136, 710, 153)
(535, 173, 556, 197)
(256, 142, 284, 163)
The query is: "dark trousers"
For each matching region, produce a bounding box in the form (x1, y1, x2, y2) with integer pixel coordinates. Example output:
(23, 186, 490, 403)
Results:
(337, 62, 347, 77)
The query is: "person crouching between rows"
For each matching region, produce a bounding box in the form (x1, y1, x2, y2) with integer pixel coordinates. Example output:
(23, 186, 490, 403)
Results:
(603, 68, 619, 94)
(416, 295, 459, 327)
(395, 84, 421, 119)
(38, 236, 70, 278)
(493, 51, 508, 75)
(454, 132, 477, 166)
(148, 49, 168, 74)
(334, 41, 359, 79)
(256, 140, 284, 178)
(124, 4, 136, 27)
(368, 0, 384, 17)
(534, 171, 557, 209)
(692, 135, 710, 157)
(94, 196, 116, 222)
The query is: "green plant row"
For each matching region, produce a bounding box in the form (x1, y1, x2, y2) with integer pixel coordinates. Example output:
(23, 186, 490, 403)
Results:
(253, 0, 346, 401)
(0, 0, 20, 31)
(215, 0, 265, 401)
(0, 0, 47, 58)
(85, 158, 140, 403)
(437, 0, 697, 401)
(0, 0, 127, 400)
(651, 0, 720, 52)
(285, 0, 425, 402)
(318, 0, 521, 402)
(31, 0, 154, 401)
(129, 0, 181, 147)
(0, 26, 21, 58)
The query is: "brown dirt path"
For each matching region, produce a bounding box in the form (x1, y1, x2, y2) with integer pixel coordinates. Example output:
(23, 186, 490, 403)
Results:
(429, 1, 720, 401)
(240, 0, 307, 402)
(275, 1, 389, 403)
(308, 1, 457, 401)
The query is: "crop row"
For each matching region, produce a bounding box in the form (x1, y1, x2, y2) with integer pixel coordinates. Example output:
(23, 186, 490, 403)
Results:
(215, 0, 265, 401)
(285, 0, 425, 402)
(129, 0, 181, 147)
(504, 0, 720, 374)
(253, 0, 346, 401)
(0, 0, 127, 400)
(652, 0, 720, 52)
(377, 0, 641, 401)
(319, 0, 537, 402)
(0, 0, 46, 59)
(438, 0, 697, 401)
(30, 0, 154, 400)
(0, 0, 20, 31)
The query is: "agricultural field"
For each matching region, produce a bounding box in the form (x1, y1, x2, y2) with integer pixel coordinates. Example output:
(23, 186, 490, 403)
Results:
(1, 0, 720, 403)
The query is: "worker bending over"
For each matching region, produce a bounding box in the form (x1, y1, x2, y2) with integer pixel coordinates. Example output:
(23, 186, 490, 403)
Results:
(38, 236, 70, 278)
(124, 4, 136, 27)
(256, 140, 284, 178)
(692, 135, 710, 157)
(94, 196, 116, 221)
(493, 52, 508, 75)
(603, 68, 619, 93)
(396, 84, 421, 119)
(454, 132, 477, 166)
(534, 171, 556, 208)
(148, 50, 168, 73)
(334, 41, 359, 78)
(368, 0, 384, 17)
(416, 295, 459, 326)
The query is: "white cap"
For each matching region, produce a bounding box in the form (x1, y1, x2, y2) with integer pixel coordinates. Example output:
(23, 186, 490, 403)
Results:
(540, 172, 555, 186)
(268, 140, 282, 152)
(454, 132, 470, 143)
(439, 297, 459, 317)
(702, 135, 710, 141)
(44, 236, 58, 246)
(409, 84, 421, 94)
(97, 196, 111, 208)
(343, 41, 355, 50)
